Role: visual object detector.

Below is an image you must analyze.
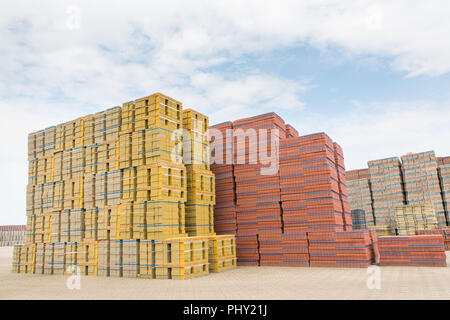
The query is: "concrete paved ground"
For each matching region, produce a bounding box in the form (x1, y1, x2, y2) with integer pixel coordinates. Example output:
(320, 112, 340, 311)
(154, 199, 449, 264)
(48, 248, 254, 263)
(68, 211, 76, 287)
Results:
(1, 246, 450, 300)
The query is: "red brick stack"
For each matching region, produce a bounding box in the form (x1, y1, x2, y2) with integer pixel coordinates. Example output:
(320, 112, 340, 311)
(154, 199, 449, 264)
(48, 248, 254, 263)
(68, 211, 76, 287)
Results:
(333, 142, 353, 231)
(416, 228, 450, 250)
(259, 233, 284, 266)
(308, 230, 374, 268)
(369, 230, 380, 263)
(282, 233, 309, 266)
(210, 121, 237, 235)
(235, 234, 259, 266)
(379, 235, 447, 267)
(280, 133, 346, 235)
(259, 233, 309, 266)
(233, 113, 286, 265)
(211, 113, 375, 268)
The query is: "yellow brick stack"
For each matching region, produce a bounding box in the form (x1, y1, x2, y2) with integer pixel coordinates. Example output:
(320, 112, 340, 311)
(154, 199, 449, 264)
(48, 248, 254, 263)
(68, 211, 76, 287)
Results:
(14, 92, 236, 279)
(208, 235, 237, 273)
(368, 224, 395, 236)
(182, 109, 216, 236)
(393, 202, 438, 235)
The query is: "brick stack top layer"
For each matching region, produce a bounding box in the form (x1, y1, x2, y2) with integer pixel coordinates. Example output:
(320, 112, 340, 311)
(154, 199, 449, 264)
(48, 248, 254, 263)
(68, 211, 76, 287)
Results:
(437, 157, 450, 166)
(285, 124, 299, 138)
(417, 227, 450, 250)
(346, 169, 370, 181)
(0, 225, 26, 231)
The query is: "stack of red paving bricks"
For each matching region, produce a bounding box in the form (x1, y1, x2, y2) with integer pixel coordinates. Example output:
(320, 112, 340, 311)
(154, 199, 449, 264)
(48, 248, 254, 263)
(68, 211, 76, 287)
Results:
(233, 113, 286, 265)
(378, 235, 447, 266)
(210, 121, 237, 236)
(333, 143, 353, 230)
(211, 113, 382, 268)
(308, 230, 374, 267)
(280, 133, 351, 235)
(259, 233, 309, 266)
(369, 230, 380, 263)
(416, 227, 450, 250)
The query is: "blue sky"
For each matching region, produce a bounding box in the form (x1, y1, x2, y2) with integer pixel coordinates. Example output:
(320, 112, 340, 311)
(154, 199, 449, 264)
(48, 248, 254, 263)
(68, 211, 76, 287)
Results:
(1, 0, 450, 224)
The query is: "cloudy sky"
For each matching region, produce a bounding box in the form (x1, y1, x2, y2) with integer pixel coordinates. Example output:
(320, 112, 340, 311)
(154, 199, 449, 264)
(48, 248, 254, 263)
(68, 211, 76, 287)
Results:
(1, 1, 450, 224)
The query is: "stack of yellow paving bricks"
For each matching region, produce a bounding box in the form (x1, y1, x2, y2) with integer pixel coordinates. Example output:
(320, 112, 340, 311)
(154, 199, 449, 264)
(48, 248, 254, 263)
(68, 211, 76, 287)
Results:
(13, 92, 236, 280)
(392, 202, 438, 235)
(182, 109, 216, 237)
(208, 235, 237, 272)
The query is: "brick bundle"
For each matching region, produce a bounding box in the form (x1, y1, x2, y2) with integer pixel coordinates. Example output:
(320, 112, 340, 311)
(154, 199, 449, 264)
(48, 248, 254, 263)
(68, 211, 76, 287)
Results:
(210, 121, 237, 235)
(259, 233, 309, 267)
(378, 235, 447, 267)
(309, 231, 375, 268)
(233, 113, 286, 238)
(393, 202, 438, 235)
(438, 157, 450, 225)
(368, 157, 405, 226)
(280, 133, 351, 235)
(346, 169, 375, 229)
(416, 227, 450, 250)
(347, 151, 450, 237)
(401, 151, 446, 226)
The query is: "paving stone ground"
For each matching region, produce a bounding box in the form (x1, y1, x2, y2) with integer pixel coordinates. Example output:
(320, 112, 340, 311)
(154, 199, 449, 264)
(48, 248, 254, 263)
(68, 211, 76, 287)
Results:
(1, 246, 449, 300)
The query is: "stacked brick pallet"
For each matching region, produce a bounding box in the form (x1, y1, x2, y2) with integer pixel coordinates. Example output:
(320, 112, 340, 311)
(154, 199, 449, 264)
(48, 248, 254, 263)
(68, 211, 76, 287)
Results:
(309, 230, 374, 268)
(368, 157, 405, 227)
(378, 235, 447, 267)
(182, 109, 216, 237)
(438, 156, 450, 224)
(0, 225, 26, 247)
(401, 152, 447, 226)
(210, 121, 237, 236)
(346, 169, 375, 229)
(208, 235, 237, 272)
(347, 151, 450, 237)
(417, 227, 450, 250)
(258, 233, 310, 267)
(280, 133, 351, 235)
(13, 92, 236, 279)
(232, 113, 286, 265)
(233, 113, 285, 237)
(334, 142, 353, 231)
(393, 202, 438, 235)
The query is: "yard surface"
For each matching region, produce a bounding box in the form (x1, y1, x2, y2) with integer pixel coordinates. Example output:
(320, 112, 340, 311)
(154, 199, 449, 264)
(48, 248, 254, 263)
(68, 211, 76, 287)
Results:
(1, 246, 449, 300)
